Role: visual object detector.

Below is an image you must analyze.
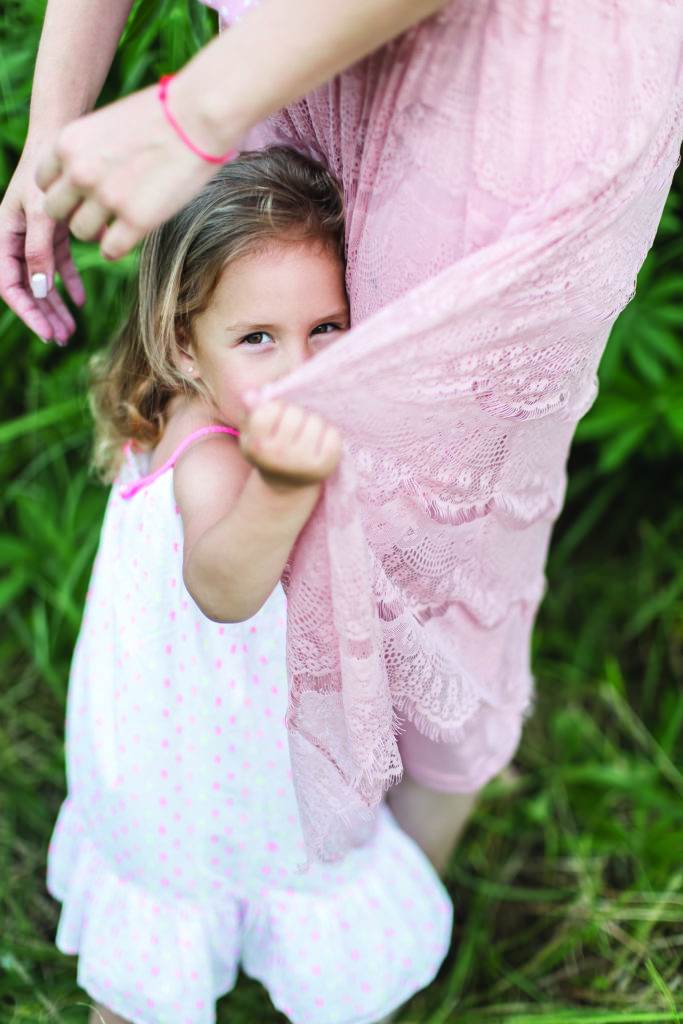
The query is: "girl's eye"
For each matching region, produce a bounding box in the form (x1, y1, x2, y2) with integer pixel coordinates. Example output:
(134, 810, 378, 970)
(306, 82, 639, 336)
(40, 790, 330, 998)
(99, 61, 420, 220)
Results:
(240, 332, 273, 346)
(239, 324, 346, 346)
(312, 323, 345, 336)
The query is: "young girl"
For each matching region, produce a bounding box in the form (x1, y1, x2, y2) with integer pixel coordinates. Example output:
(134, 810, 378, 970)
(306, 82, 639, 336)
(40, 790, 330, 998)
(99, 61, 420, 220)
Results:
(46, 145, 453, 1024)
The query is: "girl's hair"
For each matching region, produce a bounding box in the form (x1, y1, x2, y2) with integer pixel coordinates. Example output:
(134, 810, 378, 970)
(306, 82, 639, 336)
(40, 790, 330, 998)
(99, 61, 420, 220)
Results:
(88, 144, 346, 482)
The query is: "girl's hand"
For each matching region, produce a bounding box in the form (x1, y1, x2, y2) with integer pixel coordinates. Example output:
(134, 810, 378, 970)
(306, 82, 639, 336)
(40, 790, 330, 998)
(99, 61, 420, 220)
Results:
(0, 143, 85, 344)
(239, 400, 343, 490)
(34, 81, 225, 262)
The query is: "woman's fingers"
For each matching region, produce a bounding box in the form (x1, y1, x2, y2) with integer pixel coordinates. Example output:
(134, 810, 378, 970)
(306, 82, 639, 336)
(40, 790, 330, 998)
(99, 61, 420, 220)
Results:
(43, 177, 85, 223)
(0, 154, 84, 343)
(34, 150, 63, 192)
(37, 136, 107, 241)
(32, 85, 225, 264)
(23, 204, 56, 301)
(99, 216, 144, 261)
(23, 215, 78, 343)
(24, 280, 75, 346)
(54, 223, 86, 306)
(68, 196, 111, 242)
(36, 295, 69, 346)
(43, 285, 77, 344)
(0, 215, 51, 340)
(0, 268, 53, 341)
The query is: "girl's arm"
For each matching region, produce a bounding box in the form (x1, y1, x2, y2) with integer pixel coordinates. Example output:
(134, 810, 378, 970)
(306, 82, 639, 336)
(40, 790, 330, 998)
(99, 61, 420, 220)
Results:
(175, 438, 320, 622)
(171, 0, 453, 153)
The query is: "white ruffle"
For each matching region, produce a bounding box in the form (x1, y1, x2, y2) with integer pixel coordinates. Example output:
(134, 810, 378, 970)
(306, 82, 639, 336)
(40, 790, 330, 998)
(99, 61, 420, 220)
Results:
(47, 798, 453, 1024)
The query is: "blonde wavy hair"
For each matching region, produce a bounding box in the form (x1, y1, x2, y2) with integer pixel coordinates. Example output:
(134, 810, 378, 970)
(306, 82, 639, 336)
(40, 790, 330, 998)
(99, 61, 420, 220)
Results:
(88, 144, 346, 482)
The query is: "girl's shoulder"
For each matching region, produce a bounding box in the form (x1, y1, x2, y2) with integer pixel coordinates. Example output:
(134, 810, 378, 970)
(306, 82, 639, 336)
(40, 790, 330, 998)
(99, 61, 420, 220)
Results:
(117, 397, 242, 502)
(161, 395, 247, 495)
(169, 400, 251, 555)
(148, 396, 236, 475)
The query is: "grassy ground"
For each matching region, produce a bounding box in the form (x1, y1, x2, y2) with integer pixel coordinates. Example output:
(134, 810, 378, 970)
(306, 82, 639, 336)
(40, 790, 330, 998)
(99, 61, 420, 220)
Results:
(1, 1, 682, 1021)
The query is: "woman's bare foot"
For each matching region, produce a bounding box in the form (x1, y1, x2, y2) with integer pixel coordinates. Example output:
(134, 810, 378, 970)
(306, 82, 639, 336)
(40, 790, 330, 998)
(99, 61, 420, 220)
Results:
(387, 772, 479, 875)
(88, 1003, 133, 1024)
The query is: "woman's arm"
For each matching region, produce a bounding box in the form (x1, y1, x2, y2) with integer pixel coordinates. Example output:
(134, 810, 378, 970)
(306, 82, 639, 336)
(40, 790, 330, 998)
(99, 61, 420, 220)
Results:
(171, 0, 453, 152)
(36, 0, 452, 262)
(0, 0, 134, 342)
(27, 0, 135, 145)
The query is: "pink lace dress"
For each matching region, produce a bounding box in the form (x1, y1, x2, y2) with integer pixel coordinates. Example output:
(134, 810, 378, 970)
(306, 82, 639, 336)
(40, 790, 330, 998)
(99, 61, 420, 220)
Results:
(199, 0, 683, 862)
(46, 429, 453, 1024)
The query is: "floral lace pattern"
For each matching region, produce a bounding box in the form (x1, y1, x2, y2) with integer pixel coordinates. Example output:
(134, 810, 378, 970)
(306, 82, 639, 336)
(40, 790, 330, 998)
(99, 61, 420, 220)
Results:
(200, 0, 683, 861)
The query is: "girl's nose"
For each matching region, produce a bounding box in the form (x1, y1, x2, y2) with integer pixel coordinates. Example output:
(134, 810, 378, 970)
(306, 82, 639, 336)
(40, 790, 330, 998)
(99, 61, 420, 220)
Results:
(285, 339, 315, 372)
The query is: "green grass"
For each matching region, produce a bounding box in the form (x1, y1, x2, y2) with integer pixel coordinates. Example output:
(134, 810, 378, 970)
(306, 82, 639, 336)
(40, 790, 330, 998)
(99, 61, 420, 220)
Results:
(1, 0, 682, 1020)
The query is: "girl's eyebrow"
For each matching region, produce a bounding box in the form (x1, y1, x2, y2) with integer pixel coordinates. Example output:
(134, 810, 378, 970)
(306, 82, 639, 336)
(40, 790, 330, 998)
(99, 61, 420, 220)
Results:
(225, 310, 349, 332)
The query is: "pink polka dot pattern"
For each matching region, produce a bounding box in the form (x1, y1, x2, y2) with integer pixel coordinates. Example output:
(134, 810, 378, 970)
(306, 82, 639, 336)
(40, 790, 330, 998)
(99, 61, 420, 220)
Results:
(46, 440, 453, 1024)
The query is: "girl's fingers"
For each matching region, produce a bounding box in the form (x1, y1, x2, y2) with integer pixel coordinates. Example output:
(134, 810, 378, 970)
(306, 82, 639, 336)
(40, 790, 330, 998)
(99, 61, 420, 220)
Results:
(68, 196, 111, 243)
(43, 179, 84, 223)
(319, 424, 343, 465)
(243, 402, 341, 480)
(299, 417, 341, 473)
(294, 411, 326, 452)
(245, 400, 285, 443)
(277, 404, 307, 443)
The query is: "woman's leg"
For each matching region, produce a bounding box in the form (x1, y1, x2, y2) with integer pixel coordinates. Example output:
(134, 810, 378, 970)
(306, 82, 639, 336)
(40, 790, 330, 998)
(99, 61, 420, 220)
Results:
(387, 772, 479, 875)
(390, 703, 524, 874)
(88, 1003, 133, 1024)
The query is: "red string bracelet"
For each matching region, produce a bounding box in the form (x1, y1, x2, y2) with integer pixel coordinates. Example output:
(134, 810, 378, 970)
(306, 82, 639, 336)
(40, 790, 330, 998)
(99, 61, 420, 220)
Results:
(157, 73, 239, 165)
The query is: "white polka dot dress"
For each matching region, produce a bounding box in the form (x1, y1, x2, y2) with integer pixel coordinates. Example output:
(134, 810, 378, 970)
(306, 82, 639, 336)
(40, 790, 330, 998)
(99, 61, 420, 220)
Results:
(46, 433, 453, 1024)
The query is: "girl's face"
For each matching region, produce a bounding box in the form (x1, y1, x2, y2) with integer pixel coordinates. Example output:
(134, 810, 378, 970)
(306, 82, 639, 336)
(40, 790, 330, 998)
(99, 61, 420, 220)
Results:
(182, 237, 349, 427)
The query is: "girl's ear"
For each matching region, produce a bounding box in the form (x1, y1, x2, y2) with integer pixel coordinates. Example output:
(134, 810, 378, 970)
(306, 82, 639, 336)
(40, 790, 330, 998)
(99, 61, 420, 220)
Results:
(174, 325, 200, 382)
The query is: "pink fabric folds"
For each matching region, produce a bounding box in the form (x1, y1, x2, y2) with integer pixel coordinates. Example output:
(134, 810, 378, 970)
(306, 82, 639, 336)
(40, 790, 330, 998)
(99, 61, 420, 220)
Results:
(204, 0, 683, 861)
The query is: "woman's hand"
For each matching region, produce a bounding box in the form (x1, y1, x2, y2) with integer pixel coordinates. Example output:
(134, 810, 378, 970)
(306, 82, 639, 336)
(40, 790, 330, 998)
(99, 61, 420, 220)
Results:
(0, 143, 85, 344)
(239, 400, 343, 490)
(35, 80, 225, 263)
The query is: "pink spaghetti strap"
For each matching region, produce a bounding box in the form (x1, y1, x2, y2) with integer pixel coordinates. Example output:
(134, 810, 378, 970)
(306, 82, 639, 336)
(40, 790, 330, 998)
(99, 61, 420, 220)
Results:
(119, 425, 240, 500)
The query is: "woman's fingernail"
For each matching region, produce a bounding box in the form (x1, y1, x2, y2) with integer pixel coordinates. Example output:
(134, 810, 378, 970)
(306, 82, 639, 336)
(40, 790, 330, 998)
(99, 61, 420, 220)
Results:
(35, 333, 49, 344)
(31, 273, 49, 299)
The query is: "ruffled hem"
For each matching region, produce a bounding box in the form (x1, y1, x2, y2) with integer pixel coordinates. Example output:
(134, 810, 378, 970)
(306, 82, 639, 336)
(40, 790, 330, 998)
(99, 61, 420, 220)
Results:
(47, 798, 453, 1024)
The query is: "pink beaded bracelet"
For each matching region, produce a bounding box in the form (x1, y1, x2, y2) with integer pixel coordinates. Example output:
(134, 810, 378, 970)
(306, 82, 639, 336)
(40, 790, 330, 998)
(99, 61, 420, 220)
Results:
(157, 73, 238, 166)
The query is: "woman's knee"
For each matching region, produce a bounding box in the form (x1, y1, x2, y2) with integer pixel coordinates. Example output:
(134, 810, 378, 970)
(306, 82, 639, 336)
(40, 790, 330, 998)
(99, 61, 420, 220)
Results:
(395, 702, 524, 793)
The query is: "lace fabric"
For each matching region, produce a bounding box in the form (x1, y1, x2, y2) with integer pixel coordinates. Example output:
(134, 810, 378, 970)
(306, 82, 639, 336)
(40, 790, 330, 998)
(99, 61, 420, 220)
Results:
(202, 0, 683, 861)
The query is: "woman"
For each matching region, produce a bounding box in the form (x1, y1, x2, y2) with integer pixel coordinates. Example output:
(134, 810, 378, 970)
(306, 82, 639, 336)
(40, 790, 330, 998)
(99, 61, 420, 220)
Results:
(0, 0, 449, 341)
